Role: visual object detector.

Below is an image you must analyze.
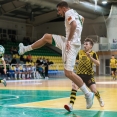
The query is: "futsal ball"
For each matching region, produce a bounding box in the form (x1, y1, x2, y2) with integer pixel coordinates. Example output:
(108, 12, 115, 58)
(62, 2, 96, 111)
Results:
(0, 45, 5, 56)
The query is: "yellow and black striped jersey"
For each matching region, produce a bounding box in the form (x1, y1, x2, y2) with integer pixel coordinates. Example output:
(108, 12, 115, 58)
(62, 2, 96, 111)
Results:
(76, 50, 98, 75)
(110, 58, 117, 68)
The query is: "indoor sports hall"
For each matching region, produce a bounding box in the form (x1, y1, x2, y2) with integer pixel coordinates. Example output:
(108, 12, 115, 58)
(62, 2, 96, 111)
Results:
(0, 0, 117, 117)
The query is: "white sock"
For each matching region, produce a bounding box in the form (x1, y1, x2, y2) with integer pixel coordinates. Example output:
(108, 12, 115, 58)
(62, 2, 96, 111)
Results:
(25, 45, 32, 52)
(80, 84, 90, 97)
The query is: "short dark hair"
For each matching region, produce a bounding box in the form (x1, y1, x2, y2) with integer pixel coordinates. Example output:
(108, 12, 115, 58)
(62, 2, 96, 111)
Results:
(57, 1, 69, 8)
(112, 55, 114, 56)
(84, 38, 94, 46)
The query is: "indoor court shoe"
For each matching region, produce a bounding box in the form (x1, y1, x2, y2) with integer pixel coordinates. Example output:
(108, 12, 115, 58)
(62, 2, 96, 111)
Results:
(64, 104, 73, 112)
(85, 92, 94, 109)
(2, 79, 7, 87)
(98, 98, 104, 107)
(18, 43, 25, 55)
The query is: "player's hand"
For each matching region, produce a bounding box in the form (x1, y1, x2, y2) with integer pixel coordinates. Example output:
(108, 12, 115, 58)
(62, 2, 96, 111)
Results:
(66, 41, 71, 51)
(3, 68, 6, 74)
(86, 52, 91, 58)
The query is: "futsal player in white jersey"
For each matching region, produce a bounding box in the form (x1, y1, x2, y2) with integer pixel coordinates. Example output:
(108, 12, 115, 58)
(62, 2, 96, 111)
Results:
(18, 1, 94, 109)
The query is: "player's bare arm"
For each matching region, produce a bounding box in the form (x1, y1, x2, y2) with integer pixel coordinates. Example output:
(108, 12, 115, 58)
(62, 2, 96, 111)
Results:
(86, 52, 100, 66)
(66, 21, 77, 51)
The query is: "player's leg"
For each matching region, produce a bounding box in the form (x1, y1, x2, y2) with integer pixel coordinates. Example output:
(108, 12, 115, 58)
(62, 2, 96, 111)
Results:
(85, 76, 104, 107)
(113, 69, 116, 80)
(18, 34, 53, 55)
(0, 68, 7, 87)
(14, 71, 17, 80)
(89, 84, 104, 107)
(64, 82, 78, 112)
(18, 72, 21, 80)
(64, 45, 94, 109)
(111, 69, 114, 80)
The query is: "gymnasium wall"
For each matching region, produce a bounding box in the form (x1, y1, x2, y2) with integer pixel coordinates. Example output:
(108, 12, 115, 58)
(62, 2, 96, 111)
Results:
(0, 16, 30, 42)
(33, 16, 107, 44)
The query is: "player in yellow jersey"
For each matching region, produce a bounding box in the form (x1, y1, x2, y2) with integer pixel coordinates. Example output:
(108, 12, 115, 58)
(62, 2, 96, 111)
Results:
(0, 45, 7, 86)
(64, 38, 104, 112)
(110, 55, 117, 80)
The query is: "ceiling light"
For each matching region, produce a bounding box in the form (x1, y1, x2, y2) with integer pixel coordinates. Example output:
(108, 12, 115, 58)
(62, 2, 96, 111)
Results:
(102, 1, 107, 4)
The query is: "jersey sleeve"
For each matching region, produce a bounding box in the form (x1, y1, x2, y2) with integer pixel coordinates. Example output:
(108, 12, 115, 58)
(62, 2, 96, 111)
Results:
(66, 12, 75, 24)
(93, 52, 98, 60)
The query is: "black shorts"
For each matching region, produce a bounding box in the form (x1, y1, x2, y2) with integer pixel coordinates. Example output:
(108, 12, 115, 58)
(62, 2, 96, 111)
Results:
(111, 68, 116, 72)
(77, 74, 96, 87)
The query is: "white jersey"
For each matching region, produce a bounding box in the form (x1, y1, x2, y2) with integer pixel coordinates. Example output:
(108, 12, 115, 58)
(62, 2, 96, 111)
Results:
(65, 9, 83, 44)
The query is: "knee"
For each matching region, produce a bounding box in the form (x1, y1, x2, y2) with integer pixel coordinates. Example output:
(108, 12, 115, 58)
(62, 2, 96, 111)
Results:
(64, 69, 72, 78)
(43, 33, 52, 42)
(91, 88, 97, 94)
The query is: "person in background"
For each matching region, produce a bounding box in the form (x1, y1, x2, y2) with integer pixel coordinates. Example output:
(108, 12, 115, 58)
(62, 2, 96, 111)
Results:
(110, 55, 117, 80)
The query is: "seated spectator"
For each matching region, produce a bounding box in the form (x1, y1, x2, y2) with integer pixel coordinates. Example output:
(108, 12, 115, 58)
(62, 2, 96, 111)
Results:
(4, 54, 11, 64)
(10, 46, 14, 55)
(40, 57, 43, 65)
(22, 65, 27, 79)
(10, 56, 17, 64)
(14, 64, 22, 80)
(10, 46, 18, 55)
(26, 54, 32, 62)
(13, 47, 18, 55)
(36, 57, 41, 66)
(20, 55, 26, 64)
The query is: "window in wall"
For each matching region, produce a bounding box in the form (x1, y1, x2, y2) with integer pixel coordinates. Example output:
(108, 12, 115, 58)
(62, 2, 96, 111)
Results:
(105, 59, 110, 75)
(8, 29, 12, 34)
(105, 59, 110, 66)
(3, 29, 6, 34)
(12, 30, 16, 35)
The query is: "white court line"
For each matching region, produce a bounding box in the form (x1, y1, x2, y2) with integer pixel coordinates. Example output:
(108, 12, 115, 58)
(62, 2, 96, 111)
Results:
(0, 96, 19, 101)
(21, 82, 42, 85)
(7, 79, 43, 83)
(97, 81, 117, 84)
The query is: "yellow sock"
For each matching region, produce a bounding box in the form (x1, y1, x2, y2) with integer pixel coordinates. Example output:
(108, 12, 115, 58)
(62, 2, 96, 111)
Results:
(95, 91, 101, 100)
(70, 89, 77, 105)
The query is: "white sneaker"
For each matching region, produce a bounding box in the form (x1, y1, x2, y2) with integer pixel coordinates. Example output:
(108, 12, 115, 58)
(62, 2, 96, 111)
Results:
(64, 104, 73, 112)
(98, 98, 104, 107)
(18, 43, 25, 55)
(85, 92, 94, 109)
(2, 79, 7, 87)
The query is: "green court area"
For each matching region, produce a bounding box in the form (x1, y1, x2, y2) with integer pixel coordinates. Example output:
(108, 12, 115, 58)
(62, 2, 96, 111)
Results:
(0, 90, 117, 117)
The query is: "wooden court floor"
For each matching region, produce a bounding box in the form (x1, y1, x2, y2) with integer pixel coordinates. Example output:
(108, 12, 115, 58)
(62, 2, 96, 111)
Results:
(0, 76, 117, 117)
